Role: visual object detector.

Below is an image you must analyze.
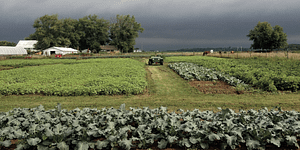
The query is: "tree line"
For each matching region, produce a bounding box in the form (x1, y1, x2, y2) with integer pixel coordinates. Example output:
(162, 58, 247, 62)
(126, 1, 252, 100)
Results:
(24, 14, 143, 53)
(0, 41, 17, 46)
(1, 21, 290, 52)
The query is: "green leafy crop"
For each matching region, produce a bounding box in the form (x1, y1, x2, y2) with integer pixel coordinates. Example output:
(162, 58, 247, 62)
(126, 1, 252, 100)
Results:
(166, 56, 300, 92)
(168, 62, 250, 90)
(0, 59, 147, 96)
(1, 104, 300, 149)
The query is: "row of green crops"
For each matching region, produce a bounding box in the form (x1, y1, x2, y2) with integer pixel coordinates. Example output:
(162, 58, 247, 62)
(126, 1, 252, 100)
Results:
(165, 56, 300, 92)
(1, 104, 300, 150)
(168, 62, 250, 90)
(0, 59, 147, 96)
(0, 59, 80, 68)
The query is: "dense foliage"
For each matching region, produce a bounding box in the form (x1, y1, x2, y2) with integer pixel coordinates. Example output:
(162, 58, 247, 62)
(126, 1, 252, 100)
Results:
(25, 14, 143, 52)
(109, 15, 144, 53)
(0, 41, 17, 46)
(0, 59, 147, 96)
(168, 62, 250, 90)
(166, 56, 300, 92)
(1, 104, 300, 150)
(247, 21, 288, 51)
(25, 14, 109, 52)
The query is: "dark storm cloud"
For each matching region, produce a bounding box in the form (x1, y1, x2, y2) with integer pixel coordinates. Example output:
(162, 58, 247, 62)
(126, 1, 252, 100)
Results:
(1, 0, 300, 50)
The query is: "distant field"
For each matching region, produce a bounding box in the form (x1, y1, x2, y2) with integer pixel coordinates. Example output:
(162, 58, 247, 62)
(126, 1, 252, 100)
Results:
(208, 51, 300, 60)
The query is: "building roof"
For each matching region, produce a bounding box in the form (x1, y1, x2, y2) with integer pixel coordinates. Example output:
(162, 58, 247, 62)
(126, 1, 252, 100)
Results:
(44, 47, 79, 52)
(0, 46, 27, 55)
(100, 45, 119, 51)
(16, 40, 38, 49)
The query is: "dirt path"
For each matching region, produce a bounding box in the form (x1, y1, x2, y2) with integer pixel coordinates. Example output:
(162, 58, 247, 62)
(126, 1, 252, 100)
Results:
(147, 66, 172, 95)
(145, 64, 197, 97)
(148, 66, 163, 80)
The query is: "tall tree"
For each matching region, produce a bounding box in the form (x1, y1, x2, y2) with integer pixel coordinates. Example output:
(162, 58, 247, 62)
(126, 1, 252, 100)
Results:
(0, 41, 16, 46)
(55, 18, 83, 49)
(26, 14, 60, 50)
(25, 14, 96, 50)
(110, 14, 144, 53)
(78, 15, 110, 52)
(247, 22, 288, 51)
(26, 14, 82, 49)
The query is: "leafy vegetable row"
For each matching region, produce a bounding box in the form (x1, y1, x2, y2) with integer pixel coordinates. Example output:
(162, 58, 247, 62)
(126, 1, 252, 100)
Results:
(168, 62, 250, 90)
(1, 104, 300, 150)
(166, 56, 300, 92)
(0, 59, 147, 96)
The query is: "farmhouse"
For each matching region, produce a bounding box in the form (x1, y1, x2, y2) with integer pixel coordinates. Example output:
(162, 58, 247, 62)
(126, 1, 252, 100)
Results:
(100, 45, 120, 53)
(16, 40, 38, 51)
(0, 46, 27, 55)
(43, 47, 79, 56)
(134, 50, 142, 52)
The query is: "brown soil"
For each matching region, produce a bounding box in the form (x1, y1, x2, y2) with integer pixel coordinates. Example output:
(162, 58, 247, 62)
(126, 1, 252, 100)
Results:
(188, 80, 243, 94)
(0, 66, 14, 71)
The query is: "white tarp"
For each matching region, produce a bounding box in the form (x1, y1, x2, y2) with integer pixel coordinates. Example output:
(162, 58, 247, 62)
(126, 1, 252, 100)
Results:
(0, 46, 27, 55)
(43, 47, 79, 56)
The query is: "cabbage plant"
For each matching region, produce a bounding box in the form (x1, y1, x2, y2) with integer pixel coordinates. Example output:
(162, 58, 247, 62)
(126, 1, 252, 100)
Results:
(1, 104, 300, 149)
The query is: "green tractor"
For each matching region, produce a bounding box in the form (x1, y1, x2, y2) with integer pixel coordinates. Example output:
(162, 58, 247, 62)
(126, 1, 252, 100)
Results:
(148, 55, 164, 65)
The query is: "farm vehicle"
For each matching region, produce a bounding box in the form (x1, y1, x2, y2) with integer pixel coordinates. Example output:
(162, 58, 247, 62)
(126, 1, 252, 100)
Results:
(148, 55, 164, 65)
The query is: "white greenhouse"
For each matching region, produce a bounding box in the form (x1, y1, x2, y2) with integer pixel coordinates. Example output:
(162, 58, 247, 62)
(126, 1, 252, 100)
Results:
(16, 40, 38, 51)
(0, 46, 27, 55)
(43, 47, 79, 56)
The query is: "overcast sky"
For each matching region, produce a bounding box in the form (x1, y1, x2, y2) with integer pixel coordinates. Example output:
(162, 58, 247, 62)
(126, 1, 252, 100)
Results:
(1, 0, 299, 51)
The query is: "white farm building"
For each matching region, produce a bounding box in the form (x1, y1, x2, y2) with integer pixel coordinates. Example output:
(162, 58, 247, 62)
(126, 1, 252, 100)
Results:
(43, 47, 79, 56)
(0, 46, 27, 56)
(16, 40, 38, 51)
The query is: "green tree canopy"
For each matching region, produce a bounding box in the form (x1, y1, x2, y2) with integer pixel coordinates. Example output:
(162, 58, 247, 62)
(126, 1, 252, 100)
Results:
(26, 14, 110, 51)
(247, 21, 288, 51)
(0, 41, 16, 46)
(26, 14, 61, 49)
(78, 15, 110, 52)
(109, 14, 144, 53)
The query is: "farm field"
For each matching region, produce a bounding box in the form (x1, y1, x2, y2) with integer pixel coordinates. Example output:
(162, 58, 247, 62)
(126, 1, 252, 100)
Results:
(1, 56, 300, 150)
(0, 58, 147, 96)
(166, 56, 300, 92)
(0, 56, 299, 113)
